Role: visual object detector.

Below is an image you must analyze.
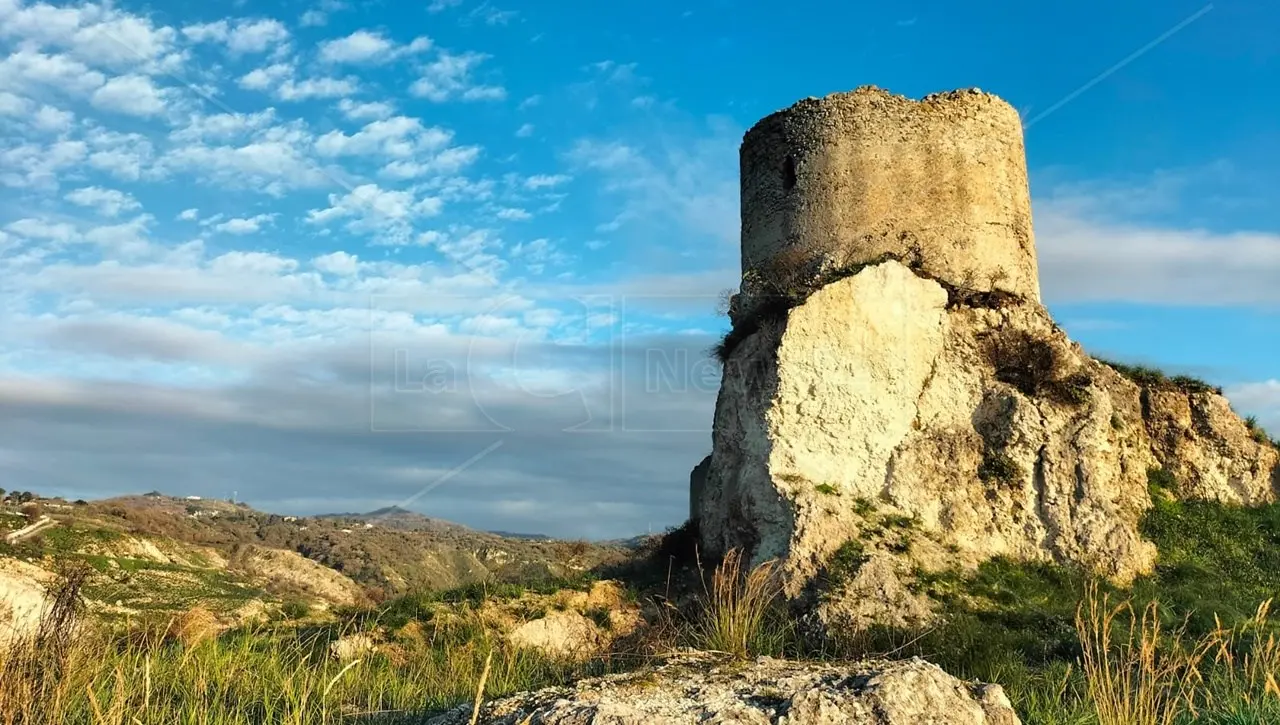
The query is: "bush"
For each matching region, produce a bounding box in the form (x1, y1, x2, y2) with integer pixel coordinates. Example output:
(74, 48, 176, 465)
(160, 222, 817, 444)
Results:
(988, 330, 1092, 405)
(649, 519, 700, 566)
(18, 501, 41, 524)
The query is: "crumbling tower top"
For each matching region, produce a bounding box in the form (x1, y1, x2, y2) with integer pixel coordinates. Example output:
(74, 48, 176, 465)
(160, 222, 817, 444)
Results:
(739, 86, 1040, 301)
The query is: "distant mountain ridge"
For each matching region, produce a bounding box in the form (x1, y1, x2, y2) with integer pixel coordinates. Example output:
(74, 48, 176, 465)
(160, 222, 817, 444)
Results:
(314, 505, 474, 534)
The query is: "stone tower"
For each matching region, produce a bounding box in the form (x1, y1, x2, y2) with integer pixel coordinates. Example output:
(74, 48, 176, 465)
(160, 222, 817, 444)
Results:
(738, 86, 1040, 304)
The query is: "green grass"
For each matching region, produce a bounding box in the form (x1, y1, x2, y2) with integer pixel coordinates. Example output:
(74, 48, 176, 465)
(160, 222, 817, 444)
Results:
(2, 610, 615, 724)
(14, 482, 1280, 724)
(1095, 358, 1223, 395)
(823, 540, 868, 589)
(824, 488, 1280, 724)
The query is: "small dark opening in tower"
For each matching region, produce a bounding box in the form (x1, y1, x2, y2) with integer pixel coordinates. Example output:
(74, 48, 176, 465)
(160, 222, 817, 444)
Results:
(781, 155, 797, 191)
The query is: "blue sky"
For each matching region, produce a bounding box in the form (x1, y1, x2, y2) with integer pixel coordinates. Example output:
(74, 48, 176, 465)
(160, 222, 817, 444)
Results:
(0, 0, 1277, 538)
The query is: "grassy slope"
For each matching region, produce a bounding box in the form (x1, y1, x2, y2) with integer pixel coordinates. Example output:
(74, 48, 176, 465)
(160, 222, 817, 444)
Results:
(841, 470, 1280, 724)
(1, 495, 629, 618)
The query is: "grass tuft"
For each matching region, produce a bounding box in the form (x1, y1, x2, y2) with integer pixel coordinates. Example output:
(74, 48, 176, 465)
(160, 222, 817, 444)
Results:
(691, 549, 789, 659)
(1077, 582, 1215, 725)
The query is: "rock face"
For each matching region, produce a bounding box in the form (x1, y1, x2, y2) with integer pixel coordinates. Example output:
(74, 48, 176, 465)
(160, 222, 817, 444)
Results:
(428, 654, 1021, 725)
(695, 85, 1280, 635)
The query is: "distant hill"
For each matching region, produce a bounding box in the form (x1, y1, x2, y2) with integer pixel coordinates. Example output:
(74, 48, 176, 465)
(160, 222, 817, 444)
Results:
(314, 506, 474, 534)
(487, 530, 551, 541)
(2, 493, 631, 615)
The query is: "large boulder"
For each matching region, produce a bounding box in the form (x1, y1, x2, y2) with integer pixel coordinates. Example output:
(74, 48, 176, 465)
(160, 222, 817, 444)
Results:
(428, 653, 1020, 724)
(698, 260, 1278, 632)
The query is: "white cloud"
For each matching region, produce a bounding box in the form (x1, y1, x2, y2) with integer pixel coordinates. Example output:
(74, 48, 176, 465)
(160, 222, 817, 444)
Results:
(496, 207, 531, 221)
(0, 49, 105, 96)
(315, 116, 452, 158)
(65, 186, 141, 217)
(278, 75, 357, 101)
(31, 104, 73, 131)
(177, 208, 199, 221)
(462, 85, 505, 101)
(524, 173, 570, 190)
(409, 51, 504, 102)
(299, 9, 327, 27)
(170, 109, 278, 142)
(161, 136, 327, 193)
(209, 250, 298, 276)
(83, 214, 153, 257)
(239, 63, 356, 101)
(1, 138, 86, 189)
(6, 217, 77, 242)
(0, 91, 31, 115)
(228, 19, 290, 54)
(589, 60, 639, 84)
(0, 2, 179, 72)
(1036, 206, 1280, 306)
(567, 124, 740, 251)
(90, 74, 167, 116)
(518, 95, 541, 110)
(85, 128, 155, 181)
(213, 213, 276, 235)
(307, 183, 443, 242)
(312, 251, 360, 275)
(467, 3, 517, 26)
(515, 123, 534, 138)
(183, 18, 290, 54)
(238, 63, 291, 91)
(318, 30, 430, 64)
(427, 0, 463, 12)
(336, 98, 394, 121)
(379, 145, 481, 179)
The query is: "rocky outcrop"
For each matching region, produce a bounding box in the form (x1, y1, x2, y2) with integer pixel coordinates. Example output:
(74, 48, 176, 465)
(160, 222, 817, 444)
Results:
(700, 259, 1278, 626)
(240, 547, 365, 606)
(329, 632, 377, 661)
(508, 610, 605, 659)
(693, 85, 1279, 638)
(503, 580, 643, 660)
(0, 557, 52, 644)
(1145, 389, 1279, 504)
(427, 654, 1020, 725)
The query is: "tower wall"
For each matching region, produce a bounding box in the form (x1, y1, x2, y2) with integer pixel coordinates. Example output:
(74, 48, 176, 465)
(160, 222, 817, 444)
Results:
(739, 86, 1040, 300)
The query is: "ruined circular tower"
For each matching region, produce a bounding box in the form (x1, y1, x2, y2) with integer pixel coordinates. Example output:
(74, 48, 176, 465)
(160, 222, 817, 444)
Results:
(738, 86, 1040, 302)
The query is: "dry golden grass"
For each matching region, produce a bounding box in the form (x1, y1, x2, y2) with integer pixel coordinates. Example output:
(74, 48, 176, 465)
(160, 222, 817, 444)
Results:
(690, 549, 787, 659)
(1076, 581, 1217, 725)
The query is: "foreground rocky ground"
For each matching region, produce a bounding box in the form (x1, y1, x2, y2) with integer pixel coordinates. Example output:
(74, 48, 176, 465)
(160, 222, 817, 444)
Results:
(428, 654, 1020, 725)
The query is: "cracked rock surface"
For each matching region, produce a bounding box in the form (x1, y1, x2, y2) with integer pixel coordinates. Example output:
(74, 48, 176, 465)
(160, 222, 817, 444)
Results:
(427, 653, 1021, 725)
